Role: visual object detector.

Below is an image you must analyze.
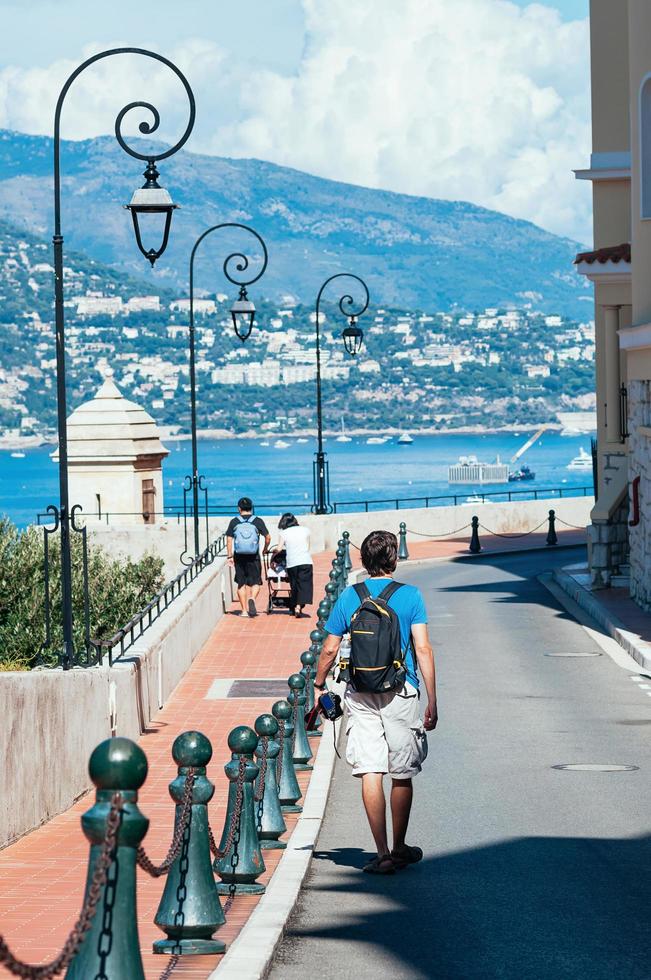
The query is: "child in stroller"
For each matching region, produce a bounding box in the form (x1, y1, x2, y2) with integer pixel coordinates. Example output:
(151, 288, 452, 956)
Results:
(263, 549, 293, 613)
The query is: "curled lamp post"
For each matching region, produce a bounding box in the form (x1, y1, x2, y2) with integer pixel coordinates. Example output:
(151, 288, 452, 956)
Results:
(181, 223, 269, 564)
(312, 274, 369, 515)
(50, 48, 195, 668)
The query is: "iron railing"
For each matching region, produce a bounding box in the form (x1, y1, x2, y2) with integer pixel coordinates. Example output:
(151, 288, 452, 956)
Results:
(36, 485, 594, 525)
(93, 533, 228, 666)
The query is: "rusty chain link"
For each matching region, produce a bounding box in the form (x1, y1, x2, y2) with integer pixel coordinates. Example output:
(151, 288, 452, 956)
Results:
(158, 953, 180, 980)
(208, 756, 247, 863)
(136, 769, 197, 877)
(0, 793, 123, 979)
(275, 719, 286, 787)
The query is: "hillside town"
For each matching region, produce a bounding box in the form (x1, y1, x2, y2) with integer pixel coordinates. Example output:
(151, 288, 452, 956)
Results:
(0, 228, 595, 443)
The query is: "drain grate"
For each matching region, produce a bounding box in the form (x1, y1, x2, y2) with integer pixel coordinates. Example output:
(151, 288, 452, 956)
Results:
(552, 763, 639, 772)
(228, 679, 289, 699)
(545, 651, 602, 658)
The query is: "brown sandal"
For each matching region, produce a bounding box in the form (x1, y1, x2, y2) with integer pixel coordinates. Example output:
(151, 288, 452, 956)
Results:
(391, 844, 423, 869)
(363, 854, 396, 875)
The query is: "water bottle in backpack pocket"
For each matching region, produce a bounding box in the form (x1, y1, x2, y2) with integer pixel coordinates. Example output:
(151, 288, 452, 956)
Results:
(347, 582, 408, 693)
(233, 515, 260, 555)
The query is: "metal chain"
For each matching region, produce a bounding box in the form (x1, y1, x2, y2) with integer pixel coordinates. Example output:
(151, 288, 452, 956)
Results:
(255, 737, 269, 835)
(208, 756, 247, 862)
(275, 720, 286, 787)
(478, 518, 548, 539)
(158, 954, 180, 980)
(137, 770, 197, 877)
(406, 523, 471, 538)
(0, 793, 123, 979)
(555, 517, 586, 530)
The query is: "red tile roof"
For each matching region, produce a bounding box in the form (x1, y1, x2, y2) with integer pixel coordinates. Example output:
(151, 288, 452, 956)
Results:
(574, 243, 631, 265)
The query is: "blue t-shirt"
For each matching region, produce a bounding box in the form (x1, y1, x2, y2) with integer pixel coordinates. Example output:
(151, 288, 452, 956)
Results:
(325, 577, 427, 689)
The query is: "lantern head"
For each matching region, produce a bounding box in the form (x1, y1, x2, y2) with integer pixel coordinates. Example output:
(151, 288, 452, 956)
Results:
(342, 316, 364, 357)
(231, 286, 255, 342)
(125, 160, 178, 267)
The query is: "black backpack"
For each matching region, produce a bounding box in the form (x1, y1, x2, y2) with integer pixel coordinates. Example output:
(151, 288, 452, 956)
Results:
(347, 582, 407, 693)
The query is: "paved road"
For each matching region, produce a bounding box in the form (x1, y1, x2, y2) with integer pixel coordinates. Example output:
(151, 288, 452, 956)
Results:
(270, 547, 651, 980)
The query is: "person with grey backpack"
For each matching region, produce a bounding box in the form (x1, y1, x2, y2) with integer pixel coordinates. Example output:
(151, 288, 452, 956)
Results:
(226, 497, 271, 617)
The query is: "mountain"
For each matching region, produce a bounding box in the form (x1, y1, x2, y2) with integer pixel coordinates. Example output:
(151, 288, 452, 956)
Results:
(0, 129, 590, 317)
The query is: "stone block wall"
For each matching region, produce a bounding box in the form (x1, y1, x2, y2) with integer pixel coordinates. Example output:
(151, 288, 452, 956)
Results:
(629, 379, 651, 609)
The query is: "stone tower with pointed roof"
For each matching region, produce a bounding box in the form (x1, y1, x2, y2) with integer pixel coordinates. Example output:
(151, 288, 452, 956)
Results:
(53, 378, 169, 524)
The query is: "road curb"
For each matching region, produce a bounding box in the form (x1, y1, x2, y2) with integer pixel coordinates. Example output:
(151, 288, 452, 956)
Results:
(210, 716, 338, 979)
(552, 566, 651, 672)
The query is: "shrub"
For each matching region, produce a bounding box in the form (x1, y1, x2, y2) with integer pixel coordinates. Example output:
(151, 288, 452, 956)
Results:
(0, 518, 165, 670)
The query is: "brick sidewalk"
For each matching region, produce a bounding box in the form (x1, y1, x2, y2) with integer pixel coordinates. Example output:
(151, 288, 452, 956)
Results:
(0, 529, 586, 980)
(0, 552, 334, 980)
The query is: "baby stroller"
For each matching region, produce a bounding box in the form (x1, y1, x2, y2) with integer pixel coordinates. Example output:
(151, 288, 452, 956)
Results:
(263, 550, 293, 614)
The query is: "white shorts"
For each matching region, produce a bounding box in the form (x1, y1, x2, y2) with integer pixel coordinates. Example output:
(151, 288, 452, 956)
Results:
(344, 682, 428, 778)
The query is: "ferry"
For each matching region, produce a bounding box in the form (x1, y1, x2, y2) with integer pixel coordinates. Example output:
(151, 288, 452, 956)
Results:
(448, 455, 509, 485)
(397, 433, 414, 445)
(567, 447, 592, 471)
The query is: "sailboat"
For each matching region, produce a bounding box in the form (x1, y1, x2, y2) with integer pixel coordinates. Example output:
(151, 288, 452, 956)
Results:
(336, 418, 352, 443)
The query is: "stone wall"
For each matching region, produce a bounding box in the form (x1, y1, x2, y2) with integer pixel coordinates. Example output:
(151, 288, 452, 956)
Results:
(0, 556, 235, 849)
(589, 495, 629, 587)
(629, 379, 651, 608)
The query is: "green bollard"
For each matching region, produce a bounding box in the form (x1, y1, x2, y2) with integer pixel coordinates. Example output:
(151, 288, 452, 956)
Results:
(288, 673, 313, 771)
(301, 650, 322, 737)
(66, 737, 148, 980)
(398, 522, 409, 561)
(272, 699, 303, 813)
(342, 531, 352, 573)
(214, 726, 266, 896)
(153, 731, 225, 956)
(254, 714, 287, 850)
(324, 581, 338, 607)
(469, 515, 481, 554)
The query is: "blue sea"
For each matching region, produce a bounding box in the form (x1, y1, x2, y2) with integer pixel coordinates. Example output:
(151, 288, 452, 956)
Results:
(0, 431, 595, 527)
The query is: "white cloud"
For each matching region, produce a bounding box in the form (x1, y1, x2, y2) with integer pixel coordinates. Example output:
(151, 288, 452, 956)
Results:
(0, 0, 593, 242)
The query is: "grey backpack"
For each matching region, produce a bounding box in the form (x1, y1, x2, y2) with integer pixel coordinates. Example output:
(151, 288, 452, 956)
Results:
(233, 516, 260, 555)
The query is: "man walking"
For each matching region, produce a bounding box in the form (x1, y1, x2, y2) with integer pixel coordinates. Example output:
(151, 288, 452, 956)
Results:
(314, 529, 437, 874)
(226, 497, 271, 617)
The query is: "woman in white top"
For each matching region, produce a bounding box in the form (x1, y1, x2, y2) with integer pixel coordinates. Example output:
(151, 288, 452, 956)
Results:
(275, 512, 313, 618)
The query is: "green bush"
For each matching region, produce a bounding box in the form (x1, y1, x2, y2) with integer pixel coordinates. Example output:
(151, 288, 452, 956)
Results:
(0, 518, 165, 670)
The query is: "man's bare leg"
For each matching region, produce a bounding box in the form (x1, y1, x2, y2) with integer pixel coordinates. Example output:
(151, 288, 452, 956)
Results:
(390, 778, 413, 851)
(361, 773, 389, 856)
(237, 585, 248, 614)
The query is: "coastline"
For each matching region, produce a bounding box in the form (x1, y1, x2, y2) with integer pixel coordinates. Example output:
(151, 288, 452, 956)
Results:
(0, 422, 576, 451)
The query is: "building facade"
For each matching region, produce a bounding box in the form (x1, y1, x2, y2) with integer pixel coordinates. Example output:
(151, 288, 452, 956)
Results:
(577, 0, 651, 607)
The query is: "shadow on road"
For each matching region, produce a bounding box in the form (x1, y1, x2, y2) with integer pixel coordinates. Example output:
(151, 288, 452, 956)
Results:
(283, 832, 651, 979)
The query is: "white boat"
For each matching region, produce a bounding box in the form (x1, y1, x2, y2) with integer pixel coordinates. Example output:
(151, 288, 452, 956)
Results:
(567, 447, 592, 470)
(366, 436, 390, 445)
(462, 494, 485, 506)
(260, 441, 270, 447)
(274, 439, 290, 449)
(397, 433, 414, 445)
(296, 437, 308, 444)
(10, 451, 25, 458)
(336, 418, 352, 443)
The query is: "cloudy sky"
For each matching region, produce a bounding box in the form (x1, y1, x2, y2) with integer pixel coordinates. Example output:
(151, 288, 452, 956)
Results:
(0, 0, 592, 243)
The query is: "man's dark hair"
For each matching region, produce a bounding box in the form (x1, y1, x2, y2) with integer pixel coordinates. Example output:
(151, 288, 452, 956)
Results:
(360, 530, 398, 577)
(278, 512, 299, 531)
(238, 497, 253, 513)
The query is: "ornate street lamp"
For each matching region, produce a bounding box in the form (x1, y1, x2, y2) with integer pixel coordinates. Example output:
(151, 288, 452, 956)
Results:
(48, 48, 195, 668)
(181, 223, 269, 564)
(312, 274, 370, 515)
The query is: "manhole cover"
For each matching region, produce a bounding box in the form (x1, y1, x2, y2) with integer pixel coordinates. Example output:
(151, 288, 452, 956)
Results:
(545, 651, 602, 658)
(229, 679, 289, 699)
(552, 764, 639, 772)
